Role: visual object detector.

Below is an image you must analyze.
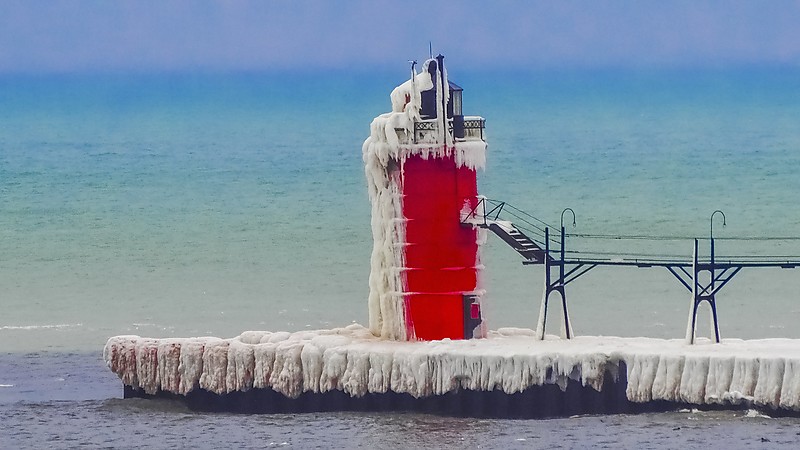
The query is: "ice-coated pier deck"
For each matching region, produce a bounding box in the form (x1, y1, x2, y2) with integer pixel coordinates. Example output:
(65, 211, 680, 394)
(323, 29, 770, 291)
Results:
(105, 325, 800, 417)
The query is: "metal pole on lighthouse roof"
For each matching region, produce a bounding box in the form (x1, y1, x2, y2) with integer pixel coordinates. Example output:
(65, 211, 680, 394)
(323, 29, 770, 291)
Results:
(436, 54, 447, 144)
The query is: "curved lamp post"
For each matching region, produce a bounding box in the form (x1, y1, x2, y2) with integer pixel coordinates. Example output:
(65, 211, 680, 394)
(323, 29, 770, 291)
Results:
(710, 210, 726, 240)
(561, 207, 576, 230)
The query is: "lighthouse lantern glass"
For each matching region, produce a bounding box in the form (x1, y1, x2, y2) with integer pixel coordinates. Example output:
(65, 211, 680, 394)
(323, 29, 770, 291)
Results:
(452, 88, 462, 116)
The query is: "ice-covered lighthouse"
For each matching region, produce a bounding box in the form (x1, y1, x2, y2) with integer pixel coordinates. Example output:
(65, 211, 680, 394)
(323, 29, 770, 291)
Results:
(104, 57, 800, 418)
(363, 55, 487, 341)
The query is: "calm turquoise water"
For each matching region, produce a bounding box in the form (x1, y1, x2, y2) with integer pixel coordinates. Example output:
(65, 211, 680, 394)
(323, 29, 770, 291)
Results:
(2, 69, 800, 446)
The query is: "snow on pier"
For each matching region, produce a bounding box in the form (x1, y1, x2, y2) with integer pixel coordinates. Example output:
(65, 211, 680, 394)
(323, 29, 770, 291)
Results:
(105, 326, 800, 412)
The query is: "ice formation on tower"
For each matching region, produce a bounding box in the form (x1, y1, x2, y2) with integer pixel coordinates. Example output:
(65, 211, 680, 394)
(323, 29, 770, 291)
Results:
(362, 57, 488, 341)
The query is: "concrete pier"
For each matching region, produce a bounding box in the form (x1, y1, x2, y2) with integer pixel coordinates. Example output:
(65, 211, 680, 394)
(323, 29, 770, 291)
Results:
(106, 325, 800, 417)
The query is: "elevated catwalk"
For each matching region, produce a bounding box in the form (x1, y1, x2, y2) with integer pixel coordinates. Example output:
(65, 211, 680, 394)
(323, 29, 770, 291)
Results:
(465, 198, 800, 344)
(105, 326, 800, 417)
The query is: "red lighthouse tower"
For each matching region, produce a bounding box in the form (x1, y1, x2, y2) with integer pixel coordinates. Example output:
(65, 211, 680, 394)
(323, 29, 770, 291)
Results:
(363, 55, 487, 341)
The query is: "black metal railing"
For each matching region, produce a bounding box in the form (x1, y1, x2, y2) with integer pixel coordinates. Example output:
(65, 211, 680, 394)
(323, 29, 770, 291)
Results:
(461, 197, 559, 249)
(413, 117, 485, 143)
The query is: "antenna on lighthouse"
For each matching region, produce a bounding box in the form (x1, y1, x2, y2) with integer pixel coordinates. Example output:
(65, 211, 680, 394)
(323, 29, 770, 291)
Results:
(408, 60, 418, 111)
(429, 42, 433, 59)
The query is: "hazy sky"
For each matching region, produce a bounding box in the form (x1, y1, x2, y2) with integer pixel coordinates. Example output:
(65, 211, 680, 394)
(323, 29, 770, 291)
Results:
(2, 0, 799, 73)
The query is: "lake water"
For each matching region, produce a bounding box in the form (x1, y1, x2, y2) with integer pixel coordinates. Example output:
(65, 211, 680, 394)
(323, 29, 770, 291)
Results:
(2, 68, 800, 447)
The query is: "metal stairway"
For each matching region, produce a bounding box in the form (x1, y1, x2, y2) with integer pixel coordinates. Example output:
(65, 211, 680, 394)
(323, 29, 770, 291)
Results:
(484, 220, 549, 264)
(462, 198, 553, 264)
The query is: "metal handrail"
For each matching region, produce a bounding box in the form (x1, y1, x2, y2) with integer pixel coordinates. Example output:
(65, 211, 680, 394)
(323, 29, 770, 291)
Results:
(413, 117, 485, 144)
(462, 197, 560, 247)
